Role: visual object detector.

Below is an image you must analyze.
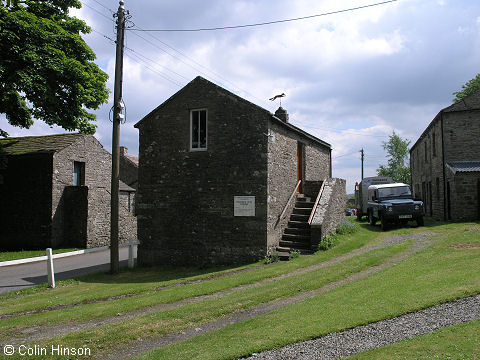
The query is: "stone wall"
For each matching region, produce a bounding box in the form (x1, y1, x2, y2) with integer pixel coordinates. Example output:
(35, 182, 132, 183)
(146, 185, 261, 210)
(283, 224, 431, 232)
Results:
(52, 136, 136, 248)
(266, 119, 331, 253)
(136, 77, 269, 266)
(0, 153, 53, 250)
(310, 178, 346, 249)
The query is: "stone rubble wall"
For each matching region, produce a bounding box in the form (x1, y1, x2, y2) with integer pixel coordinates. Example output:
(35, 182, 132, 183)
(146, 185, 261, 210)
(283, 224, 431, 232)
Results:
(310, 178, 346, 250)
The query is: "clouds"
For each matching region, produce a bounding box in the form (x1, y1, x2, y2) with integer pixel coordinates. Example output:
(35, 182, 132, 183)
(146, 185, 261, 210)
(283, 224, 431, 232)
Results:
(2, 0, 480, 193)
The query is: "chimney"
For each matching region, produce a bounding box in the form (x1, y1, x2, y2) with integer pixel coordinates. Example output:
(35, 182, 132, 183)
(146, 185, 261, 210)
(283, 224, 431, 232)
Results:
(274, 107, 289, 123)
(120, 146, 128, 156)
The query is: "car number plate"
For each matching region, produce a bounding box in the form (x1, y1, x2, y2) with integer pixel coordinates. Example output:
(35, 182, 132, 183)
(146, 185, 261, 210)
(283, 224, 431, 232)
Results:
(399, 215, 412, 219)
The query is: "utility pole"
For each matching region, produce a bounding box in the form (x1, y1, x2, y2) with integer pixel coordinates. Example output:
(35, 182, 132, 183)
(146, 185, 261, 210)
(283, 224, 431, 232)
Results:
(360, 148, 364, 180)
(110, 0, 126, 274)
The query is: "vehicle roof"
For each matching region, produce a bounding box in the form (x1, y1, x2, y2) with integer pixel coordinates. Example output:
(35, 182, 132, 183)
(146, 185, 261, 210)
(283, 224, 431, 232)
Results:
(368, 183, 409, 190)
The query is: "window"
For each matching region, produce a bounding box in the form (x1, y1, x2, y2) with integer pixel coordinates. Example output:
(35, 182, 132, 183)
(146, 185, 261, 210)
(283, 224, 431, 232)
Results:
(73, 161, 85, 186)
(190, 109, 207, 151)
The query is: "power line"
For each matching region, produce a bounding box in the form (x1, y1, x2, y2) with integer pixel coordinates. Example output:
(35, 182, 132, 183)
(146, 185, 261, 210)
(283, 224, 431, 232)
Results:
(124, 52, 183, 87)
(129, 0, 397, 32)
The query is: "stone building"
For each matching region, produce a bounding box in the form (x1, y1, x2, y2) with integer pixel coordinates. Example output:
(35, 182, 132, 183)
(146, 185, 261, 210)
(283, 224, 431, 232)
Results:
(0, 133, 137, 250)
(120, 146, 139, 190)
(135, 76, 346, 266)
(410, 90, 480, 221)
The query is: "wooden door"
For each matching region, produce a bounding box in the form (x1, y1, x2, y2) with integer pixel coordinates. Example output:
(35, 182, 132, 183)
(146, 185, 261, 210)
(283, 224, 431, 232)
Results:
(297, 142, 304, 193)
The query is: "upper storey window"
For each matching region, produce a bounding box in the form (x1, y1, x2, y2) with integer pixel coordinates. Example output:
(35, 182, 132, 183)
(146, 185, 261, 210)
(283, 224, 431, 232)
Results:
(190, 109, 207, 151)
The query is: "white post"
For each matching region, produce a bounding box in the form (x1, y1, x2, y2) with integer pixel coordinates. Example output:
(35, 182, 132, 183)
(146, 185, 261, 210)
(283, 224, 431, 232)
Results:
(46, 248, 55, 288)
(128, 239, 134, 269)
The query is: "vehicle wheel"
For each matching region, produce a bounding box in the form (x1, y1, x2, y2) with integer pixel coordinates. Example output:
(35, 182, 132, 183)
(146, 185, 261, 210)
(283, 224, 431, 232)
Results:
(417, 216, 424, 227)
(369, 211, 376, 226)
(380, 215, 388, 231)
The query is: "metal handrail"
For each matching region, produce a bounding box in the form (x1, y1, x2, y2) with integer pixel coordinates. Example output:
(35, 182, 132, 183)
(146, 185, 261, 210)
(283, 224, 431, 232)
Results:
(275, 180, 302, 228)
(308, 178, 327, 225)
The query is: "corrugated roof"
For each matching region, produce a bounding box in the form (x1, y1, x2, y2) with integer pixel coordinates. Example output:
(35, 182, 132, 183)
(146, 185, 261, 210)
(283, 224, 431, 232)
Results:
(0, 133, 86, 155)
(446, 161, 480, 174)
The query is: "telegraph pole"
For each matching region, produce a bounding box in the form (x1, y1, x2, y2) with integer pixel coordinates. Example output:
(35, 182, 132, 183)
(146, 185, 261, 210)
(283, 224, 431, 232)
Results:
(360, 148, 364, 180)
(110, 0, 126, 274)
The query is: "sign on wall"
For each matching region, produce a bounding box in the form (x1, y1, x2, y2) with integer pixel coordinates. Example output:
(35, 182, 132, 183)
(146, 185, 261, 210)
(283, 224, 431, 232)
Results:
(234, 196, 255, 216)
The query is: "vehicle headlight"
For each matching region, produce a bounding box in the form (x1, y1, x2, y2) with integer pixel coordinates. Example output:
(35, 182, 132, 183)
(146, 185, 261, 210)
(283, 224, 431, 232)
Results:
(415, 205, 420, 210)
(388, 206, 393, 212)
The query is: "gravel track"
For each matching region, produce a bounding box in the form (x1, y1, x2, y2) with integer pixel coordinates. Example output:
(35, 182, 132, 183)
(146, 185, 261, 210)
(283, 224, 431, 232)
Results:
(244, 294, 480, 359)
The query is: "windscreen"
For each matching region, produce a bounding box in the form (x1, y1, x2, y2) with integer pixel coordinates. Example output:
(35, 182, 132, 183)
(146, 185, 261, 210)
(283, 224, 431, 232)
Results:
(378, 186, 411, 198)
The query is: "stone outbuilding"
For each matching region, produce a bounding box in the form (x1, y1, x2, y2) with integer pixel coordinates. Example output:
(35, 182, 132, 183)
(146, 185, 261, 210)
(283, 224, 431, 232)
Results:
(0, 133, 137, 250)
(410, 90, 480, 221)
(135, 76, 346, 266)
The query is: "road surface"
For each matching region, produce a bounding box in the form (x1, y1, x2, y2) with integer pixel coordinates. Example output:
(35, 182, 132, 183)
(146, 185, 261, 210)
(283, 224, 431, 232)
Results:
(0, 246, 137, 294)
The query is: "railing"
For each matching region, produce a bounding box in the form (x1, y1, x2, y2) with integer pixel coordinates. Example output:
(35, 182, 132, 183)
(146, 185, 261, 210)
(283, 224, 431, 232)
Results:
(275, 180, 301, 228)
(308, 178, 327, 225)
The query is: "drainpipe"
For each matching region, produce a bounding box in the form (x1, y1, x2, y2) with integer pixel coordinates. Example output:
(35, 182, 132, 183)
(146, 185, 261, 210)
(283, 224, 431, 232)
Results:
(441, 111, 446, 221)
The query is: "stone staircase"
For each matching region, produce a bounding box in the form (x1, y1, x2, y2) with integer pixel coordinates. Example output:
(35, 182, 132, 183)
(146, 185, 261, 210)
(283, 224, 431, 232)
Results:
(276, 195, 315, 260)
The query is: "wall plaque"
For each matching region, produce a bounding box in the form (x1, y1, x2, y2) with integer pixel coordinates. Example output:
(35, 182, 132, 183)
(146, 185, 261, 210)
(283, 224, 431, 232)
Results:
(234, 196, 255, 216)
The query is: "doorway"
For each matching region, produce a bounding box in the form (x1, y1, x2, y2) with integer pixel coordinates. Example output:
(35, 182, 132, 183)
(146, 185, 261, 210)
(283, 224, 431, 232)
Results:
(297, 142, 305, 193)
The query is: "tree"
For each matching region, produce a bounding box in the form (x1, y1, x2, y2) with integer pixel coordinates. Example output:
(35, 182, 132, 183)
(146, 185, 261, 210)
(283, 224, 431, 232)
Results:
(452, 74, 480, 103)
(0, 0, 109, 137)
(377, 131, 411, 184)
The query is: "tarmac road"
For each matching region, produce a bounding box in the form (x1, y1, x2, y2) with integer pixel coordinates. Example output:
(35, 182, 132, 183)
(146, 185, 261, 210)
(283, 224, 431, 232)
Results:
(0, 246, 137, 294)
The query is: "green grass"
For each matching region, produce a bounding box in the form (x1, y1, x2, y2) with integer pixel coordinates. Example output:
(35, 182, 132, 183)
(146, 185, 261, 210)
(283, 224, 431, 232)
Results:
(1, 219, 479, 360)
(0, 248, 81, 262)
(5, 241, 408, 358)
(0, 223, 373, 317)
(349, 319, 480, 359)
(137, 222, 480, 360)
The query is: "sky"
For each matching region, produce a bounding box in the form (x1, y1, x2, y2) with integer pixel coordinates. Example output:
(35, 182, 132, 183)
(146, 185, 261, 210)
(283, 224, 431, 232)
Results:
(1, 0, 480, 193)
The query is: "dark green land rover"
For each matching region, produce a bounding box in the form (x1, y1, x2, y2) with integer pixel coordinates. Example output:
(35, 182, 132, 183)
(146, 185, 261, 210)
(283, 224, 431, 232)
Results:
(367, 183, 424, 230)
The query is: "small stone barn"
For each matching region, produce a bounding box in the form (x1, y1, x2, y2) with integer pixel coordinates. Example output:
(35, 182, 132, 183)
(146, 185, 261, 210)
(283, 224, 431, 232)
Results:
(135, 76, 346, 266)
(410, 89, 480, 221)
(0, 133, 137, 250)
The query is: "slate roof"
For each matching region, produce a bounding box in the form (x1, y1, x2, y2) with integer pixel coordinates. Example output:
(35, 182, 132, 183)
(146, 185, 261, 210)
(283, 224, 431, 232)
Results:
(446, 161, 480, 174)
(0, 133, 86, 156)
(119, 181, 136, 192)
(411, 89, 480, 152)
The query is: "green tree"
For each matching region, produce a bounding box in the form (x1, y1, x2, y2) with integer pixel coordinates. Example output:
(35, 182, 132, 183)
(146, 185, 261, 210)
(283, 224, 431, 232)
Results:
(0, 0, 109, 137)
(452, 74, 480, 103)
(377, 131, 411, 184)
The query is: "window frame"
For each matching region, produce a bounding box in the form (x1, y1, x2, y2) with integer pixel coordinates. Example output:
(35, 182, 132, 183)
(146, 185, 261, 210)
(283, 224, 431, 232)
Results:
(73, 161, 85, 186)
(190, 108, 208, 152)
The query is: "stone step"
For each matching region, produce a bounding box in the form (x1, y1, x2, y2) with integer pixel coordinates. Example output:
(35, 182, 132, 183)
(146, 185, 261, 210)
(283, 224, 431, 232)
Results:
(276, 246, 313, 255)
(279, 240, 311, 249)
(281, 233, 311, 243)
(284, 227, 311, 236)
(295, 201, 314, 208)
(296, 196, 312, 202)
(290, 213, 309, 222)
(288, 220, 310, 229)
(293, 207, 313, 215)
